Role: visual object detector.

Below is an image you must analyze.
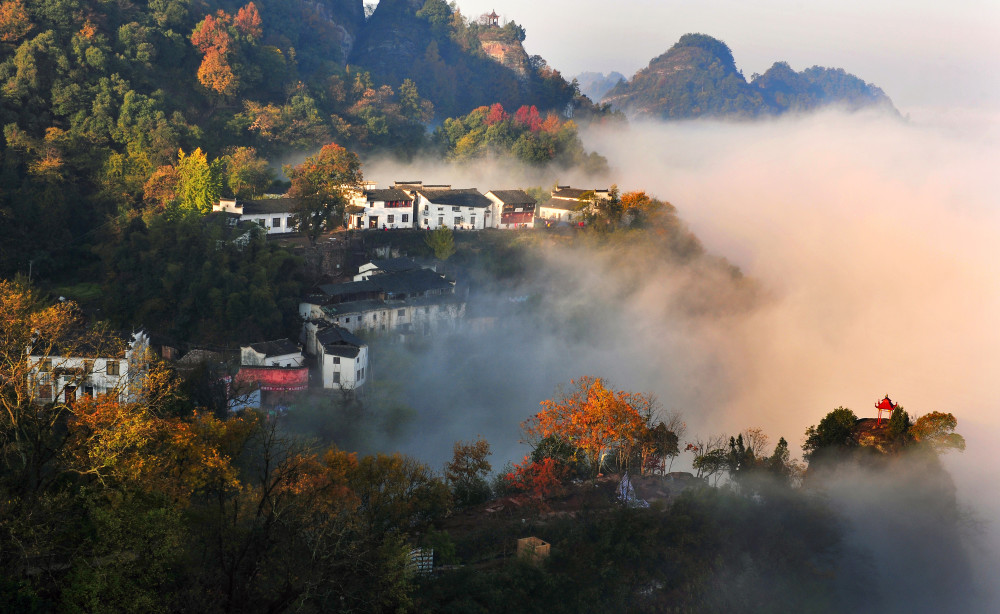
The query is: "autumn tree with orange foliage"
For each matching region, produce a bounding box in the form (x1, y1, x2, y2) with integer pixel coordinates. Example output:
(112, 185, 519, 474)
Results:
(0, 0, 32, 44)
(284, 142, 363, 243)
(190, 3, 262, 96)
(501, 455, 566, 507)
(522, 377, 662, 478)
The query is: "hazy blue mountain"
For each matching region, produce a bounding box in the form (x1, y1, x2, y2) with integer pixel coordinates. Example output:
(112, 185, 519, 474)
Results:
(604, 33, 897, 119)
(574, 71, 627, 102)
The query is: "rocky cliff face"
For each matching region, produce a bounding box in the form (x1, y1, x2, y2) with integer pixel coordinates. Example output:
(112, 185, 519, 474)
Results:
(301, 0, 366, 61)
(479, 38, 530, 77)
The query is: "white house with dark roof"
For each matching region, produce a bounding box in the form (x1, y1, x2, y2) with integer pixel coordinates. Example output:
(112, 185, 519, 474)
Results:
(301, 323, 369, 389)
(27, 330, 151, 404)
(240, 339, 304, 367)
(346, 188, 415, 230)
(536, 186, 610, 224)
(299, 267, 465, 336)
(485, 190, 537, 228)
(214, 198, 298, 235)
(353, 257, 431, 281)
(413, 188, 493, 230)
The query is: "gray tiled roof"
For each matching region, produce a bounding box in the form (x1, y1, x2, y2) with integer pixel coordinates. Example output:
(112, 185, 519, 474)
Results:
(417, 189, 492, 208)
(551, 188, 591, 200)
(247, 339, 300, 357)
(365, 189, 412, 203)
(488, 190, 537, 206)
(241, 198, 301, 215)
(319, 268, 453, 300)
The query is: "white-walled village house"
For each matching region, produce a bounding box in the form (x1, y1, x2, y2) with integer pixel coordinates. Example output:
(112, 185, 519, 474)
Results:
(240, 339, 305, 367)
(536, 186, 610, 224)
(299, 266, 465, 337)
(213, 198, 297, 235)
(28, 330, 151, 404)
(301, 323, 369, 389)
(411, 187, 494, 230)
(235, 340, 309, 405)
(353, 257, 433, 281)
(346, 188, 415, 230)
(485, 190, 537, 229)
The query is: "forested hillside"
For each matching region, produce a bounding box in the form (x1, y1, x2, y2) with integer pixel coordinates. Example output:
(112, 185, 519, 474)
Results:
(0, 0, 607, 283)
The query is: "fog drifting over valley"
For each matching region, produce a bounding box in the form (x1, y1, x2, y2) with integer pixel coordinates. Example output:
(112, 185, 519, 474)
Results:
(351, 109, 1000, 610)
(585, 110, 1000, 609)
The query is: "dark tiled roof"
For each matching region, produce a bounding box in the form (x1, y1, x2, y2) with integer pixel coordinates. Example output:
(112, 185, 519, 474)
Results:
(318, 279, 380, 299)
(317, 325, 364, 358)
(366, 189, 412, 202)
(540, 199, 587, 211)
(317, 325, 363, 346)
(325, 344, 360, 359)
(29, 328, 139, 359)
(370, 257, 419, 274)
(247, 339, 300, 357)
(417, 189, 492, 208)
(241, 198, 302, 215)
(176, 349, 224, 366)
(488, 190, 537, 206)
(324, 299, 386, 316)
(318, 268, 454, 301)
(551, 188, 591, 200)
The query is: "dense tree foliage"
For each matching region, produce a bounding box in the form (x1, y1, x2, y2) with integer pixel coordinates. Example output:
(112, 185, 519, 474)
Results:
(522, 377, 678, 477)
(0, 280, 978, 612)
(96, 214, 302, 343)
(802, 404, 965, 467)
(434, 103, 608, 173)
(0, 0, 437, 280)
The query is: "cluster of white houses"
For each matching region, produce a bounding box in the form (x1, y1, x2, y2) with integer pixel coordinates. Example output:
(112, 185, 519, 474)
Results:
(347, 182, 609, 231)
(25, 256, 463, 411)
(207, 183, 608, 236)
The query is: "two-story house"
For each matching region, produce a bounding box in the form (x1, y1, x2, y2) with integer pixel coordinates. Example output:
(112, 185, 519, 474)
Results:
(346, 188, 415, 230)
(412, 188, 494, 230)
(485, 190, 537, 229)
(28, 330, 151, 404)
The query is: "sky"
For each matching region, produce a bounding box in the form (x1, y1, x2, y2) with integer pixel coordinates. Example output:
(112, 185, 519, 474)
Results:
(450, 0, 1000, 116)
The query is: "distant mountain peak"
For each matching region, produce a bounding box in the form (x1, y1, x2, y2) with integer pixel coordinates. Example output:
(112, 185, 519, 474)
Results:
(604, 33, 897, 119)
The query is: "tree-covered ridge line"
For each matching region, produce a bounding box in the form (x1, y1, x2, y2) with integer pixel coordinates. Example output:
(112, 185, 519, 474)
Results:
(604, 33, 898, 119)
(0, 291, 971, 611)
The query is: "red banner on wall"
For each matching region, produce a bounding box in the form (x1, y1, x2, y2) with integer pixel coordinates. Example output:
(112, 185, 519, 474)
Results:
(235, 366, 309, 391)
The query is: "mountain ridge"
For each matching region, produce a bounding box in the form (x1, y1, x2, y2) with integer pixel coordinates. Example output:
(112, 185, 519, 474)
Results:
(604, 33, 897, 119)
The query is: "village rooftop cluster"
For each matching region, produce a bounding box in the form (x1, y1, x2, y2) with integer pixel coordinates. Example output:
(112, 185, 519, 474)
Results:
(26, 182, 612, 411)
(213, 182, 613, 234)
